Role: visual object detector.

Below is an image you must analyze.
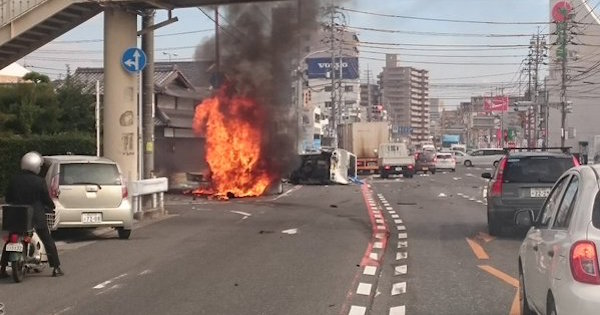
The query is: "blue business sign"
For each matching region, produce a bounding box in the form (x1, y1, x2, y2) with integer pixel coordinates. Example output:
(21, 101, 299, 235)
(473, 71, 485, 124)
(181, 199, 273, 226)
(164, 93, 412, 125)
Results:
(121, 47, 147, 74)
(392, 125, 413, 135)
(306, 57, 359, 80)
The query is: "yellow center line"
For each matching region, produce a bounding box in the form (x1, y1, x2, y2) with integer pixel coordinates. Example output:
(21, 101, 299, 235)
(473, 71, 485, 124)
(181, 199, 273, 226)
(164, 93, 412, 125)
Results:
(478, 265, 519, 288)
(466, 237, 490, 260)
(509, 289, 520, 315)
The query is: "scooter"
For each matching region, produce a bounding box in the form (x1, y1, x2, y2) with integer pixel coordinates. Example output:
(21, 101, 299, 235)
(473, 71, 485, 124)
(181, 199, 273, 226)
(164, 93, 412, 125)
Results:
(1, 205, 55, 283)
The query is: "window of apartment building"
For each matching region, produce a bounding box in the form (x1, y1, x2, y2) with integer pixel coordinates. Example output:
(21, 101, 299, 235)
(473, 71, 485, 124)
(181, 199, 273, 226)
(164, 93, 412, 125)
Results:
(315, 113, 321, 121)
(345, 100, 356, 106)
(324, 85, 333, 92)
(345, 85, 354, 92)
(325, 101, 332, 108)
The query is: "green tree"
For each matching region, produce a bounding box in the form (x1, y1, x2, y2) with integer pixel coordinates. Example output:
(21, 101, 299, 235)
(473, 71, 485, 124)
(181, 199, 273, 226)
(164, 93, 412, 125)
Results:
(56, 75, 95, 133)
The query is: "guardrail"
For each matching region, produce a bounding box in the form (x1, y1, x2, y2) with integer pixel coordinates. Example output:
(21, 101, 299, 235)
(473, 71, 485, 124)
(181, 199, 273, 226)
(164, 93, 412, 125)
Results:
(130, 177, 168, 217)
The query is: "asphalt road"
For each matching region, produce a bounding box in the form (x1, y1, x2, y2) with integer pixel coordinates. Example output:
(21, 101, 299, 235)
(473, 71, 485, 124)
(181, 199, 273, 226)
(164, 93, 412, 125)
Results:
(0, 167, 526, 315)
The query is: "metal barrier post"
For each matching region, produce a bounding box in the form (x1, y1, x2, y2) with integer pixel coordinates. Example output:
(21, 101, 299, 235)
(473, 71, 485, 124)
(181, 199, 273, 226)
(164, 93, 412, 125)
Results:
(159, 192, 164, 215)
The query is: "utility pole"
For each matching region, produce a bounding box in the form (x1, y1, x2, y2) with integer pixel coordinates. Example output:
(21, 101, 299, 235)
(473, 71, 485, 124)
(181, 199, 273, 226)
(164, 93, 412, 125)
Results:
(328, 6, 336, 148)
(367, 67, 371, 120)
(556, 7, 572, 147)
(325, 4, 346, 148)
(141, 10, 155, 185)
(215, 6, 220, 76)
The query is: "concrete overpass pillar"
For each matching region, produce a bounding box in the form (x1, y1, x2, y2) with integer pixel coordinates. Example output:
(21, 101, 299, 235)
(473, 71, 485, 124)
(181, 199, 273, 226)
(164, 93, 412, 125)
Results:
(103, 8, 138, 183)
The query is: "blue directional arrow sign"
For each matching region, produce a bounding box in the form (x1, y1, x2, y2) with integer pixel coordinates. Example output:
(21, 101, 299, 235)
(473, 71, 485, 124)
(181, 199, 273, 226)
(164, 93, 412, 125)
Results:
(121, 48, 147, 73)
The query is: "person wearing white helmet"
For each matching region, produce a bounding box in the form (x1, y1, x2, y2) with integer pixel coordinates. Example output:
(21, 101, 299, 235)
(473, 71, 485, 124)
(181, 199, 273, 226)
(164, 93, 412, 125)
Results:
(0, 152, 63, 277)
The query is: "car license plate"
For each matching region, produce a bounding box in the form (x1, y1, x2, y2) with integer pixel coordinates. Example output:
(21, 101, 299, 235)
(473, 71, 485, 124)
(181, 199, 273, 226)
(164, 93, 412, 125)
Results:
(5, 243, 23, 252)
(82, 213, 102, 224)
(423, 167, 429, 171)
(395, 167, 403, 171)
(530, 188, 551, 198)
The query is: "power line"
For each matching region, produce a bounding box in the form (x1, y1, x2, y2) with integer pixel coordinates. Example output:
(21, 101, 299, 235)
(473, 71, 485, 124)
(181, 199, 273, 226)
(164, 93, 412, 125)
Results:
(359, 49, 525, 58)
(358, 40, 531, 48)
(52, 29, 212, 43)
(359, 55, 523, 65)
(339, 7, 548, 25)
(349, 25, 540, 38)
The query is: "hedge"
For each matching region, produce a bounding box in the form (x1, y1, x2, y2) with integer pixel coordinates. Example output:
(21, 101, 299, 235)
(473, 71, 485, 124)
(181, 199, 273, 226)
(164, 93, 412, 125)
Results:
(0, 134, 95, 196)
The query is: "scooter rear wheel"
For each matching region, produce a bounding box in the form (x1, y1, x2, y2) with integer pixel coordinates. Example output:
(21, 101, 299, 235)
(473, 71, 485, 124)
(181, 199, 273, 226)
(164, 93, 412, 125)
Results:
(11, 260, 24, 283)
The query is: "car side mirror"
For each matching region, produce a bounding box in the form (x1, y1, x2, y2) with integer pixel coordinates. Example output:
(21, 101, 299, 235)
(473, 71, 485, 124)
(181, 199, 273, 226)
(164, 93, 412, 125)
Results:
(481, 172, 492, 179)
(515, 210, 535, 228)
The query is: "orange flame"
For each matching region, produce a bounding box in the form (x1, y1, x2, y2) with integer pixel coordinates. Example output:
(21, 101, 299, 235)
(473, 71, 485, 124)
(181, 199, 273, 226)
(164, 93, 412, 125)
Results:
(192, 85, 276, 199)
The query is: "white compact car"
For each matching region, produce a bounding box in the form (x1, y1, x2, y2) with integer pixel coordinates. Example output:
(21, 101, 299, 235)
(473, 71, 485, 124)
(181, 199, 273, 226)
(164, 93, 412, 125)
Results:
(516, 164, 600, 315)
(462, 148, 505, 167)
(435, 152, 456, 171)
(42, 155, 133, 239)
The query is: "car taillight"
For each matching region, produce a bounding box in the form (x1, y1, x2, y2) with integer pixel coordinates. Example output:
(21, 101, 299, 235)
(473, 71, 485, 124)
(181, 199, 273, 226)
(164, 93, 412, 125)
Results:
(570, 241, 600, 284)
(9, 233, 19, 243)
(491, 158, 507, 197)
(573, 156, 581, 166)
(384, 165, 391, 170)
(408, 165, 414, 169)
(121, 176, 128, 198)
(23, 235, 31, 243)
(50, 174, 59, 199)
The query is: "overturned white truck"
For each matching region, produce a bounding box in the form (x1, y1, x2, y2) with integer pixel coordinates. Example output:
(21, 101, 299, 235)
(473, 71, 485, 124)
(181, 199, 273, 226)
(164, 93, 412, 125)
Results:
(289, 148, 357, 185)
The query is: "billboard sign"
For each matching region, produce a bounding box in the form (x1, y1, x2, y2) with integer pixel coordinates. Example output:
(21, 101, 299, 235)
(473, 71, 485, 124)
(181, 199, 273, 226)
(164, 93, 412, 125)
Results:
(306, 57, 359, 80)
(484, 96, 509, 112)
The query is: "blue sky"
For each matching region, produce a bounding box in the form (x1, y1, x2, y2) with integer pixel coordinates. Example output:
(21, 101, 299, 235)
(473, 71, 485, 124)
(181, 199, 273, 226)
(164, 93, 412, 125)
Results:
(20, 0, 599, 105)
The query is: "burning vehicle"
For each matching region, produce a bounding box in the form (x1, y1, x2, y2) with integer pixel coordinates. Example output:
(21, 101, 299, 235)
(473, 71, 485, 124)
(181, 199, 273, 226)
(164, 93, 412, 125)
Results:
(290, 148, 357, 185)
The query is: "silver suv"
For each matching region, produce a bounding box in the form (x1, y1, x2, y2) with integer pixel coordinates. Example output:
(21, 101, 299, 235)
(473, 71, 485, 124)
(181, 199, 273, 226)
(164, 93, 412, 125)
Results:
(42, 155, 133, 239)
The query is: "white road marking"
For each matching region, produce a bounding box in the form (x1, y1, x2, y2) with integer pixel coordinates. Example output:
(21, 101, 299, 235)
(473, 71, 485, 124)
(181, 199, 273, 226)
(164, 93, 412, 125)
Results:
(438, 193, 447, 197)
(476, 200, 484, 204)
(364, 266, 377, 276)
(397, 241, 408, 248)
(374, 215, 382, 219)
(377, 225, 386, 231)
(389, 211, 396, 214)
(93, 274, 128, 289)
(375, 233, 384, 239)
(138, 269, 152, 276)
(96, 284, 123, 295)
(391, 282, 407, 295)
(396, 252, 408, 260)
(389, 306, 406, 315)
(394, 265, 408, 276)
(457, 193, 464, 196)
(374, 242, 383, 249)
(369, 252, 379, 261)
(398, 233, 407, 239)
(51, 306, 74, 315)
(453, 177, 462, 181)
(391, 214, 400, 219)
(397, 225, 406, 231)
(281, 228, 298, 235)
(385, 206, 393, 210)
(394, 219, 403, 224)
(230, 210, 251, 220)
(271, 185, 302, 201)
(376, 219, 384, 224)
(349, 305, 367, 315)
(357, 282, 372, 296)
(469, 198, 476, 201)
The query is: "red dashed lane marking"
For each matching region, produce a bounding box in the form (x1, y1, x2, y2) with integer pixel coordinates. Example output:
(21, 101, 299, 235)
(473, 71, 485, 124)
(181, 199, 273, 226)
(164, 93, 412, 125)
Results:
(339, 184, 389, 315)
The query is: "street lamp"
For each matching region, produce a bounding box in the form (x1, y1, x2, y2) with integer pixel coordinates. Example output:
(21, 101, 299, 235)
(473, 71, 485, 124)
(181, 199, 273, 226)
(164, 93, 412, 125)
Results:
(162, 51, 178, 62)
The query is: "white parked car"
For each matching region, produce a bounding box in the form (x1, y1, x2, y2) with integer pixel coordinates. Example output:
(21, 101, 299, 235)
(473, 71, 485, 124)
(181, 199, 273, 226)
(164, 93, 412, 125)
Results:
(42, 155, 134, 239)
(435, 152, 456, 171)
(516, 164, 600, 315)
(462, 148, 505, 167)
(451, 150, 467, 164)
